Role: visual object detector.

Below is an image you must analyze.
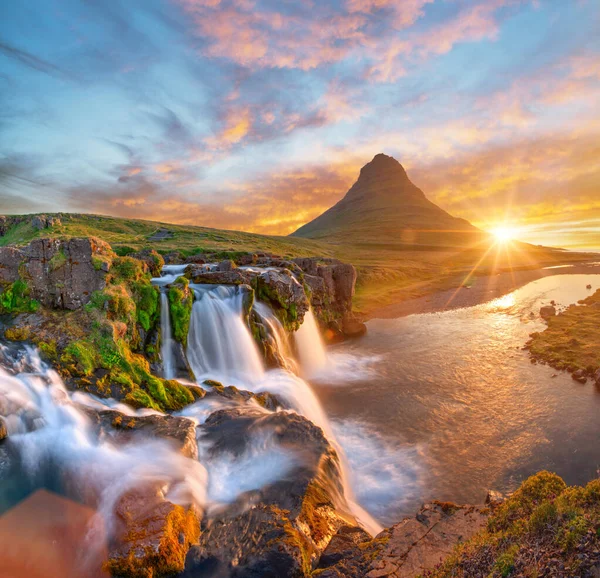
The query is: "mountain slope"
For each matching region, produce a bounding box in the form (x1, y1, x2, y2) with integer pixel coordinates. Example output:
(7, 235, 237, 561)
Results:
(292, 153, 483, 246)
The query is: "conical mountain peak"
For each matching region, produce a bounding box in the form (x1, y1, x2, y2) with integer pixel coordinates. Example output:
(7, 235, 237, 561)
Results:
(291, 153, 481, 246)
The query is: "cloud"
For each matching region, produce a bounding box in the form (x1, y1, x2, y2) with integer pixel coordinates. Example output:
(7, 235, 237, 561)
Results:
(175, 0, 508, 81)
(0, 41, 76, 81)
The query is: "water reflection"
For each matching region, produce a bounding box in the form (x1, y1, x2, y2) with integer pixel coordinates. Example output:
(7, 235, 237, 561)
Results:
(313, 274, 600, 525)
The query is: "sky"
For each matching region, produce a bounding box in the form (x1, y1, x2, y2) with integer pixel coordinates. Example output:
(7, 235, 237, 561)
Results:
(0, 0, 598, 250)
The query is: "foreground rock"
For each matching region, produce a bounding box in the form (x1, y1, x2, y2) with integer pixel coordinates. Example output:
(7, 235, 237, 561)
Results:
(184, 407, 355, 577)
(105, 485, 200, 578)
(316, 502, 488, 578)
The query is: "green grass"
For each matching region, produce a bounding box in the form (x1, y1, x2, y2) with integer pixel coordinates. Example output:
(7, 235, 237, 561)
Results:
(1, 213, 592, 318)
(424, 472, 600, 578)
(527, 289, 600, 375)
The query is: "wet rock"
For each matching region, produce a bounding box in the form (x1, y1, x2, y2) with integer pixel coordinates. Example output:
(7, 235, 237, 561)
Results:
(342, 318, 367, 338)
(185, 407, 353, 577)
(105, 484, 200, 578)
(595, 369, 600, 385)
(0, 416, 7, 441)
(253, 269, 310, 331)
(203, 383, 282, 412)
(81, 408, 199, 459)
(573, 369, 588, 384)
(185, 266, 252, 285)
(540, 305, 557, 320)
(362, 502, 489, 578)
(315, 525, 379, 578)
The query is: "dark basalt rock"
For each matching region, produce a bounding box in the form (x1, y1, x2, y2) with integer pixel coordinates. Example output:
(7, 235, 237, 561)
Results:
(185, 407, 354, 577)
(80, 407, 199, 459)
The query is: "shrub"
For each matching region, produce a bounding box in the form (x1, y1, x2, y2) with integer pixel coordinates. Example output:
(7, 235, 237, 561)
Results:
(0, 279, 40, 314)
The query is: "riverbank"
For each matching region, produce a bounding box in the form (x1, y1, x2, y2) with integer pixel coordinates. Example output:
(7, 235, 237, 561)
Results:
(366, 261, 600, 320)
(527, 287, 600, 384)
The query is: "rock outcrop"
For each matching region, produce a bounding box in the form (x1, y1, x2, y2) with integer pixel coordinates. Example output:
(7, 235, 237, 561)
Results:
(184, 407, 354, 577)
(317, 502, 489, 578)
(0, 237, 112, 310)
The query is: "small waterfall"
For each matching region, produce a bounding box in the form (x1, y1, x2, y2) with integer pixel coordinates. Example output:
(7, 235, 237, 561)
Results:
(253, 301, 299, 373)
(160, 291, 175, 380)
(186, 285, 264, 384)
(295, 308, 328, 377)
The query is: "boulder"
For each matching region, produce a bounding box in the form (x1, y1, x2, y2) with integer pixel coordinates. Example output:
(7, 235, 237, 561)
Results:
(184, 407, 353, 577)
(342, 318, 367, 338)
(572, 369, 588, 384)
(540, 305, 556, 320)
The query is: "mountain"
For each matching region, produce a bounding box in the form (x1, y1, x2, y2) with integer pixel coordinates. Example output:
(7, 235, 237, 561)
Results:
(292, 153, 484, 247)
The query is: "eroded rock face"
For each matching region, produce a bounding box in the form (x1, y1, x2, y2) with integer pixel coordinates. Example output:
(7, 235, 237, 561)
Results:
(332, 502, 488, 578)
(0, 237, 112, 310)
(184, 407, 354, 577)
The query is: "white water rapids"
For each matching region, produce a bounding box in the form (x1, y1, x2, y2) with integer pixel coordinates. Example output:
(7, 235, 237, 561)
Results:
(0, 267, 384, 557)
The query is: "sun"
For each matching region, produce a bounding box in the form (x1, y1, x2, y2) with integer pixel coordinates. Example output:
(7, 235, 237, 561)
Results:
(491, 225, 518, 243)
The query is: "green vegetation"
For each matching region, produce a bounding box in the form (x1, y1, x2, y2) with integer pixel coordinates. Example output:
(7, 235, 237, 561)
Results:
(527, 289, 600, 377)
(424, 472, 600, 577)
(168, 278, 193, 347)
(0, 279, 39, 314)
(49, 248, 67, 271)
(0, 213, 591, 318)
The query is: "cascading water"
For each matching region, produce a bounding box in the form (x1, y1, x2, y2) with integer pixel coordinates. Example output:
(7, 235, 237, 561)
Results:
(160, 291, 175, 379)
(177, 279, 382, 535)
(186, 285, 264, 385)
(294, 308, 328, 377)
(252, 301, 299, 373)
(0, 345, 207, 572)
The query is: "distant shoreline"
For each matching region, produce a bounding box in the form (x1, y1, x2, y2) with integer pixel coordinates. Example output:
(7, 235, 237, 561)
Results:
(366, 261, 600, 320)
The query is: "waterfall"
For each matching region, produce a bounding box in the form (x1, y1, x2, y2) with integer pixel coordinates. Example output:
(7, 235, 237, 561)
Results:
(186, 285, 264, 385)
(252, 301, 299, 373)
(160, 291, 175, 380)
(0, 345, 207, 570)
(295, 308, 328, 377)
(181, 287, 381, 535)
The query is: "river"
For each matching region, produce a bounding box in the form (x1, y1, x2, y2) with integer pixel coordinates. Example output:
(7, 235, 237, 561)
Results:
(313, 274, 600, 526)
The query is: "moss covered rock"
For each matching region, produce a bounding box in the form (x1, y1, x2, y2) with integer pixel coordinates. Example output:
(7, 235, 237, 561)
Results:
(167, 278, 193, 348)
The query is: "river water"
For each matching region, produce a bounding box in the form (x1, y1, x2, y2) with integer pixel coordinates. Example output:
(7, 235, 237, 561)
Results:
(313, 274, 600, 526)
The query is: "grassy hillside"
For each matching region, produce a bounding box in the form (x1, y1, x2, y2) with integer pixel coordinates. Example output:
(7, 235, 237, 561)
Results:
(1, 212, 593, 318)
(0, 213, 331, 258)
